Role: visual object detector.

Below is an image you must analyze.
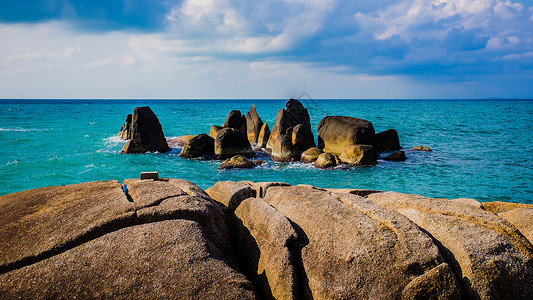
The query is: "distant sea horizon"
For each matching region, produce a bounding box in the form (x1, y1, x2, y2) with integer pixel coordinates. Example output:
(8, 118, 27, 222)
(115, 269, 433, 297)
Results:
(1, 98, 531, 204)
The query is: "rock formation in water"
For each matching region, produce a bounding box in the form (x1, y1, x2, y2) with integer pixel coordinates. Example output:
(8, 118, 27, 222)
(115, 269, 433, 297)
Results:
(317, 116, 376, 156)
(246, 104, 264, 145)
(119, 106, 170, 154)
(2, 179, 532, 299)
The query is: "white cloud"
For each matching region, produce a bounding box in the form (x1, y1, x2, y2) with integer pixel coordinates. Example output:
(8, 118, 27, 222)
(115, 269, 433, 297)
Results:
(84, 55, 136, 68)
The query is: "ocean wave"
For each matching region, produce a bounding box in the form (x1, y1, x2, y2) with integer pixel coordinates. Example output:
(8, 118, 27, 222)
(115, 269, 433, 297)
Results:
(104, 136, 127, 144)
(0, 127, 50, 132)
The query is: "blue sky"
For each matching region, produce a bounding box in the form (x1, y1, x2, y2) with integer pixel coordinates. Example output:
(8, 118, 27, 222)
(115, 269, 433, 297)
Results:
(0, 0, 532, 99)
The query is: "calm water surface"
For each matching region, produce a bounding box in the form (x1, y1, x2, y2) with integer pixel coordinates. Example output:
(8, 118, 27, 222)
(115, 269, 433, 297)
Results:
(0, 99, 531, 204)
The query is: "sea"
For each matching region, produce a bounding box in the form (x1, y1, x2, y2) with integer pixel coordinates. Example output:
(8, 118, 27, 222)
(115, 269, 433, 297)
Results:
(0, 99, 531, 204)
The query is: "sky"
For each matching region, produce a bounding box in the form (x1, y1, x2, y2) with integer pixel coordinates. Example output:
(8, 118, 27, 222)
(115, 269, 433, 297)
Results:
(0, 0, 532, 99)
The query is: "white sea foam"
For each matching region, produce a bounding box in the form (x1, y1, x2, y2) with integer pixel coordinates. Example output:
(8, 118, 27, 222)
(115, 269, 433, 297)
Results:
(0, 127, 49, 132)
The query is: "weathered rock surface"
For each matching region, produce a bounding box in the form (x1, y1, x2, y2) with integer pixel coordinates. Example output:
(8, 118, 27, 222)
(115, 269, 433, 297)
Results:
(376, 129, 401, 151)
(120, 106, 171, 154)
(367, 191, 533, 299)
(246, 105, 264, 144)
(214, 128, 255, 160)
(267, 99, 314, 161)
(179, 133, 215, 158)
(0, 220, 256, 300)
(232, 197, 299, 299)
(256, 123, 270, 148)
(168, 135, 196, 147)
(317, 116, 376, 156)
(210, 125, 223, 139)
(339, 144, 377, 165)
(313, 152, 338, 169)
(484, 201, 533, 244)
(262, 185, 460, 299)
(219, 155, 262, 170)
(383, 150, 407, 161)
(300, 147, 323, 163)
(206, 181, 256, 211)
(0, 180, 134, 272)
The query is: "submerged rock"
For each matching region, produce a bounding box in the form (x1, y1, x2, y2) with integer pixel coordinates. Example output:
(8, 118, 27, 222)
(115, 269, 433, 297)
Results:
(219, 155, 262, 170)
(120, 107, 170, 154)
(317, 116, 376, 156)
(412, 146, 432, 151)
(383, 150, 407, 161)
(313, 152, 338, 169)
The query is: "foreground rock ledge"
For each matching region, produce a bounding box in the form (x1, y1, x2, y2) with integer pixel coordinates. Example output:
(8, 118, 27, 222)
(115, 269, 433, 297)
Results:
(1, 180, 532, 300)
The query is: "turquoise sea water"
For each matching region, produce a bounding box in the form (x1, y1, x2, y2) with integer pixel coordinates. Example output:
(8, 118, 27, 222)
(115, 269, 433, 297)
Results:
(0, 99, 531, 204)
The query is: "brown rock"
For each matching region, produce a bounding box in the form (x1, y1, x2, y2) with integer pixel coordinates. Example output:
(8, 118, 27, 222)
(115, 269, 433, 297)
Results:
(313, 152, 338, 169)
(233, 197, 299, 299)
(214, 128, 255, 160)
(383, 150, 406, 161)
(367, 191, 533, 299)
(179, 133, 215, 158)
(375, 129, 401, 152)
(317, 116, 376, 155)
(168, 135, 196, 147)
(262, 186, 460, 299)
(300, 147, 323, 163)
(0, 220, 256, 300)
(483, 201, 533, 214)
(246, 104, 264, 144)
(210, 125, 223, 139)
(339, 144, 377, 165)
(256, 123, 270, 148)
(292, 124, 315, 151)
(498, 208, 533, 244)
(117, 113, 132, 140)
(120, 107, 171, 154)
(0, 181, 134, 272)
(206, 181, 256, 211)
(412, 146, 432, 151)
(219, 155, 262, 170)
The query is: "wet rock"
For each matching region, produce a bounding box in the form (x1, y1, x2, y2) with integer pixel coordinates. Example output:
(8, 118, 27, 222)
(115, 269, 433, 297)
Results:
(120, 106, 170, 154)
(339, 145, 377, 165)
(168, 135, 196, 148)
(313, 152, 338, 169)
(219, 155, 262, 170)
(214, 128, 255, 160)
(267, 99, 314, 161)
(317, 116, 376, 156)
(179, 133, 215, 158)
(300, 147, 323, 163)
(412, 146, 432, 151)
(246, 105, 264, 144)
(376, 129, 401, 152)
(367, 191, 533, 299)
(256, 123, 270, 148)
(383, 150, 407, 161)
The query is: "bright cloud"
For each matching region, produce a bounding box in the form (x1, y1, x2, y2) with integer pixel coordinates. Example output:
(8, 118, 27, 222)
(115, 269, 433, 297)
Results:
(0, 0, 532, 98)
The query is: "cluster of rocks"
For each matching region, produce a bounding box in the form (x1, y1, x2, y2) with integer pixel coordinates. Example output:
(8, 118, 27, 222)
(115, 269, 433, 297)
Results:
(1, 179, 532, 299)
(118, 100, 424, 169)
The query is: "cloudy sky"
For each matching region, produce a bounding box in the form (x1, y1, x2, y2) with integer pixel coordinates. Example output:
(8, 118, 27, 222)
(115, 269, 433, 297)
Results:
(0, 0, 532, 99)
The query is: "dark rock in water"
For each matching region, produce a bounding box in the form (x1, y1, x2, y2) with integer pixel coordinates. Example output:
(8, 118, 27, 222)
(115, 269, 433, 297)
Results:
(223, 110, 244, 129)
(214, 128, 255, 160)
(246, 104, 264, 144)
(317, 116, 376, 156)
(256, 123, 270, 148)
(179, 133, 214, 158)
(292, 124, 315, 151)
(168, 135, 196, 148)
(339, 145, 377, 166)
(301, 147, 323, 163)
(117, 114, 132, 140)
(314, 152, 338, 169)
(376, 129, 401, 152)
(210, 125, 223, 139)
(219, 155, 262, 170)
(120, 107, 170, 154)
(267, 99, 314, 161)
(384, 151, 407, 161)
